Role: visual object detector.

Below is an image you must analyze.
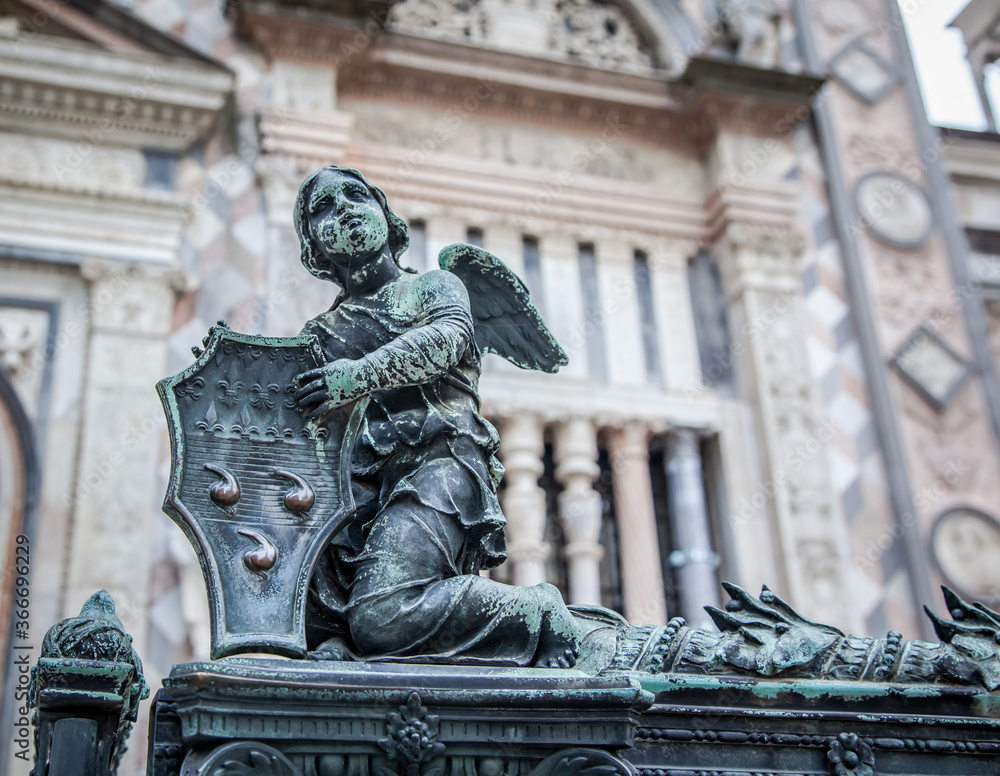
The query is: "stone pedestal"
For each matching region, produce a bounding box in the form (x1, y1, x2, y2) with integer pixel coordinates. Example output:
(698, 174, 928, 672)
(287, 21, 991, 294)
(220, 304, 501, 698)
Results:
(148, 658, 1000, 776)
(152, 660, 652, 776)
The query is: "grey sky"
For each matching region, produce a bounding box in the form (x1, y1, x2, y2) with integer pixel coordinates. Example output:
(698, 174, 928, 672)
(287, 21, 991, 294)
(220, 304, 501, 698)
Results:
(903, 0, 999, 129)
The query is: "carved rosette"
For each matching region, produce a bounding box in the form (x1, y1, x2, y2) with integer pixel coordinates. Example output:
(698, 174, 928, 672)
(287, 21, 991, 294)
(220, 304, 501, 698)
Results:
(826, 733, 875, 776)
(527, 749, 635, 776)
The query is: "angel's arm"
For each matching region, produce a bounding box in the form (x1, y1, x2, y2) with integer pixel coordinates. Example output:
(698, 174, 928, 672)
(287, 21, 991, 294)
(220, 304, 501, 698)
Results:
(295, 272, 473, 414)
(438, 243, 567, 373)
(356, 271, 474, 389)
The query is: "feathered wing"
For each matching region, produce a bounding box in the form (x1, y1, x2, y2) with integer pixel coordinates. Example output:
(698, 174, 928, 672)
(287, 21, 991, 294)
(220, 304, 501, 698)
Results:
(438, 243, 568, 373)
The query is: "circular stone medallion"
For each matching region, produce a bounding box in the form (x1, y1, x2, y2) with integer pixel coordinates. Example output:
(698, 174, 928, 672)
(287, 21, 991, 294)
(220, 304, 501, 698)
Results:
(855, 171, 933, 248)
(932, 508, 1000, 605)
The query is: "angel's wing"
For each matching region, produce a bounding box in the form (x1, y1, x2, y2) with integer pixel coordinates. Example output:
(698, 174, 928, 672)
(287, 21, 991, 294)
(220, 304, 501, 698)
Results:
(438, 243, 568, 373)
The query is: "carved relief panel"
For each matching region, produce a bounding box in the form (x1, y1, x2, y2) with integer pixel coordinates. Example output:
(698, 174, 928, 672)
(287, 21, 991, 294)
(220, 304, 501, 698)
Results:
(387, 0, 656, 70)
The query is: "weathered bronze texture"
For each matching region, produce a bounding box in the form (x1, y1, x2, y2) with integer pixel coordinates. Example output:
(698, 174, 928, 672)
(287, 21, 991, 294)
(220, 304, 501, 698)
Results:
(292, 166, 578, 667)
(159, 166, 583, 667)
(157, 328, 366, 659)
(29, 591, 147, 776)
(153, 637, 1000, 776)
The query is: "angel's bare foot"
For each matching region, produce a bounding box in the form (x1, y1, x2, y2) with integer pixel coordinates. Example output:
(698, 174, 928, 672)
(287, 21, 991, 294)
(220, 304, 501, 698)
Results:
(306, 636, 354, 661)
(538, 647, 580, 669)
(533, 584, 582, 668)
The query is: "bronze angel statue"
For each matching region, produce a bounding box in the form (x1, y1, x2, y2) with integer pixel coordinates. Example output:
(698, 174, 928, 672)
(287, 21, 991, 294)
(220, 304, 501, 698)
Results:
(290, 166, 586, 667)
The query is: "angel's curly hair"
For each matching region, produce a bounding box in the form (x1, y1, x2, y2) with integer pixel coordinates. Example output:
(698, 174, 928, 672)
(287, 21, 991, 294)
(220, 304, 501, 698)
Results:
(294, 165, 413, 287)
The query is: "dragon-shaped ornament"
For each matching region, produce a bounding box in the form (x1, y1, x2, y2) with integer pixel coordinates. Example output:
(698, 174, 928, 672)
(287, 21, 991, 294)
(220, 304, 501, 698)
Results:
(591, 581, 1000, 690)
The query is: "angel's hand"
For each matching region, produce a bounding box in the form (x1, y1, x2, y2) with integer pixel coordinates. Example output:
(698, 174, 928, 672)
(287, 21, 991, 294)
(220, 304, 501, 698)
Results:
(293, 359, 370, 420)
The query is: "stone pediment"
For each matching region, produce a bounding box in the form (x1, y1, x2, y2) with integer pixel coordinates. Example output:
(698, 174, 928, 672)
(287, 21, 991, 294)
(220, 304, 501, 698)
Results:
(0, 0, 232, 151)
(0, 0, 222, 60)
(387, 0, 657, 72)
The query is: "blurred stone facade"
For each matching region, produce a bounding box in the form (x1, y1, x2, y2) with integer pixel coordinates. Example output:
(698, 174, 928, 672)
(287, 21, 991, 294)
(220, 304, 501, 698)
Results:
(2, 0, 1000, 772)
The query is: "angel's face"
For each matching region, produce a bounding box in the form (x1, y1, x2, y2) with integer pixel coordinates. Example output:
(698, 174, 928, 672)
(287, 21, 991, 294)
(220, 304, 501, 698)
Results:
(306, 170, 389, 267)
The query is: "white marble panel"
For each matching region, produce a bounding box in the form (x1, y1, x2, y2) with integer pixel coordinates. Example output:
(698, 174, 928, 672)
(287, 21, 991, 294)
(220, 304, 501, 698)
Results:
(594, 239, 645, 386)
(539, 233, 588, 380)
(649, 247, 701, 393)
(426, 216, 466, 274)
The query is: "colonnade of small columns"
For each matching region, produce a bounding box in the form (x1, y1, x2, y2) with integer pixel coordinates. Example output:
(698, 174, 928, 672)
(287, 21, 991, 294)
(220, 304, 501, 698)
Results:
(397, 215, 703, 394)
(496, 413, 722, 628)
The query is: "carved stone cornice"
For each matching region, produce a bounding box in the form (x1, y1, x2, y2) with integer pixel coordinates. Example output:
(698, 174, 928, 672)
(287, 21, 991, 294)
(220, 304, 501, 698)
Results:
(259, 108, 354, 164)
(0, 175, 190, 263)
(80, 255, 194, 290)
(346, 143, 709, 240)
(81, 257, 194, 334)
(0, 35, 232, 150)
(705, 182, 800, 239)
(337, 59, 819, 153)
(237, 8, 360, 65)
(346, 57, 681, 140)
(239, 4, 821, 152)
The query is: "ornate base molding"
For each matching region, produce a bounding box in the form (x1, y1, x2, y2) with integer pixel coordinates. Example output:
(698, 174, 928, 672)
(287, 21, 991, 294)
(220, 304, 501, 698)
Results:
(151, 658, 1000, 776)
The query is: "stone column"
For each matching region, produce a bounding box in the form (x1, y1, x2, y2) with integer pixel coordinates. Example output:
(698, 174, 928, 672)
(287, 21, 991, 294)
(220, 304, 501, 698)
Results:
(554, 418, 604, 605)
(499, 414, 549, 587)
(664, 427, 720, 629)
(607, 422, 667, 625)
(64, 258, 191, 655)
(714, 222, 851, 628)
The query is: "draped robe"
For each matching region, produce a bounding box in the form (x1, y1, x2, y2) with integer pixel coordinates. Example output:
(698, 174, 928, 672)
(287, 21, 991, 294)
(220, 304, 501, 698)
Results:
(303, 274, 564, 664)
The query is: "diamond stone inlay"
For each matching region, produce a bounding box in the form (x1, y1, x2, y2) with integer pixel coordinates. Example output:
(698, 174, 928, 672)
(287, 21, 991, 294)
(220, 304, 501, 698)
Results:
(829, 39, 899, 105)
(891, 327, 971, 410)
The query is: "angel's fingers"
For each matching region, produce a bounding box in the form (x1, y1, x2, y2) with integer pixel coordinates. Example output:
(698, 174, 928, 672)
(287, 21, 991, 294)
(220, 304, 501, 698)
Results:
(293, 367, 325, 387)
(293, 379, 326, 402)
(297, 390, 329, 409)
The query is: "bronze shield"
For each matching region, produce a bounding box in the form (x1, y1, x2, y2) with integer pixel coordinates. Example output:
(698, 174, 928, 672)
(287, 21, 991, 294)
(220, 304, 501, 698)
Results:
(157, 324, 364, 658)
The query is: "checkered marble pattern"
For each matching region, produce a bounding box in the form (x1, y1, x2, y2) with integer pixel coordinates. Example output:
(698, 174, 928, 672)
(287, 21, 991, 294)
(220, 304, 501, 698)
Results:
(792, 126, 920, 638)
(128, 0, 272, 677)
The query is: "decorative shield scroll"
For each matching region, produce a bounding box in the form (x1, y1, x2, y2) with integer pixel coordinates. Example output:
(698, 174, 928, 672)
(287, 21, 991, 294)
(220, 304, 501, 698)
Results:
(157, 323, 365, 659)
